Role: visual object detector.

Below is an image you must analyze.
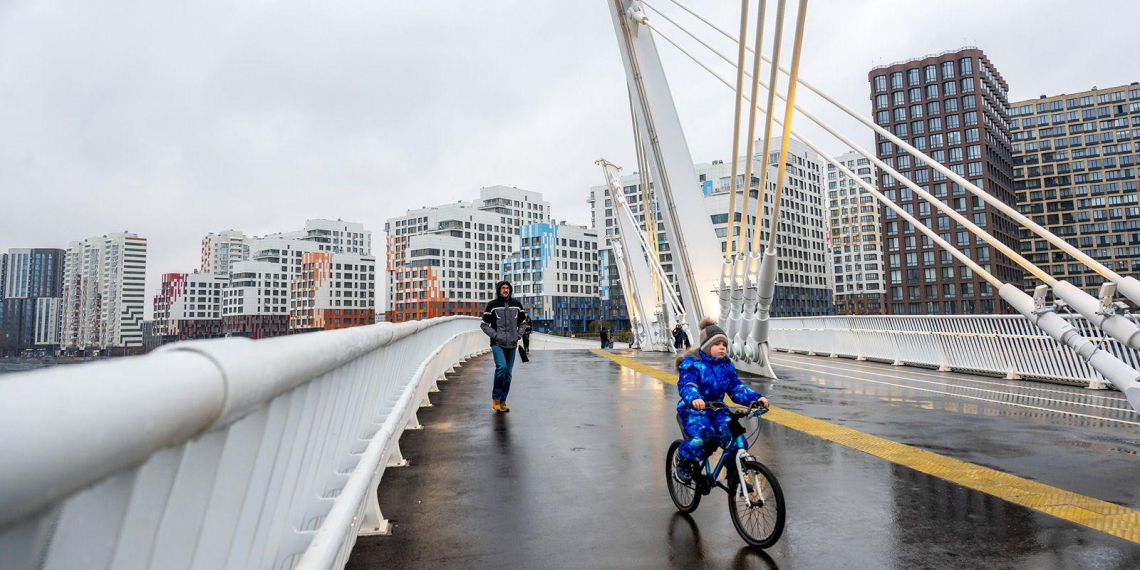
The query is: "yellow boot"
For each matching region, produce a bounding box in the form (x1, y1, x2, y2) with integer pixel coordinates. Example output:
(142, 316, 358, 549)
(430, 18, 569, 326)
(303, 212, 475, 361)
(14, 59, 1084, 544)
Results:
(492, 400, 502, 411)
(499, 401, 510, 413)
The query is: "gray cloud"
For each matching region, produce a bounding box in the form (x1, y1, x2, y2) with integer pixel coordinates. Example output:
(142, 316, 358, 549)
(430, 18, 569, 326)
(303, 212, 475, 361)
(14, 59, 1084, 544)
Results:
(2, 0, 1138, 314)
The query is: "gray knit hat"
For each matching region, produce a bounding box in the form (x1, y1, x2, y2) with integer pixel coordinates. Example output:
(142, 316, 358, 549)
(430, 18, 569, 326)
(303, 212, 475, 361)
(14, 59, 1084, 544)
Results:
(698, 316, 729, 355)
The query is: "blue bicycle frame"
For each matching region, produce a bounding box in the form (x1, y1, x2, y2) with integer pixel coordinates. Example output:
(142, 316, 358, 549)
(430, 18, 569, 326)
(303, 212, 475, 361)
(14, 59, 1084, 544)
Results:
(694, 406, 768, 495)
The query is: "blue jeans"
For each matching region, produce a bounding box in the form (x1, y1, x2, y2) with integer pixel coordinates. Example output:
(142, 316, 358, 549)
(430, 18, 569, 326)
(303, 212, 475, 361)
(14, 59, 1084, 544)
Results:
(492, 345, 516, 402)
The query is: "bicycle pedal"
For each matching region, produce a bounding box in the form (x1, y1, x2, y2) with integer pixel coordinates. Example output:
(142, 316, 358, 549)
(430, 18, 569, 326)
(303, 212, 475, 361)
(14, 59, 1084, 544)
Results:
(695, 475, 712, 496)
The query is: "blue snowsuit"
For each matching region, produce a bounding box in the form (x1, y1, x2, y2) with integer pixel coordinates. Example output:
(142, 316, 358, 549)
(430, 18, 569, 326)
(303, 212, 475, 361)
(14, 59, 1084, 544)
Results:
(676, 350, 763, 463)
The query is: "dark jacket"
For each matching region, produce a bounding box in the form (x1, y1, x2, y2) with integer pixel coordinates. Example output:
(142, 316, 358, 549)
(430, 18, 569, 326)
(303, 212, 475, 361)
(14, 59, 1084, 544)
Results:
(672, 326, 690, 348)
(481, 280, 526, 348)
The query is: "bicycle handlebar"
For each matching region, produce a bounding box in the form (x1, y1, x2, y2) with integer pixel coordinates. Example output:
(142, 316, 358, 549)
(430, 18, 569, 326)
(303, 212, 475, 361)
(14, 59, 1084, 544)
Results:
(702, 401, 769, 417)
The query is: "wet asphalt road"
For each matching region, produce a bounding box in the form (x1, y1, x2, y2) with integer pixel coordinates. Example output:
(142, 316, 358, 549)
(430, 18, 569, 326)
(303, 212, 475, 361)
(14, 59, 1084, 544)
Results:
(347, 349, 1140, 569)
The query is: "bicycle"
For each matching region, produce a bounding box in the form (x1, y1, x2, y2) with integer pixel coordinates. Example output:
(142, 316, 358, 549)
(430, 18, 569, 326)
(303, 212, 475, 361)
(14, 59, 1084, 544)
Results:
(665, 401, 786, 548)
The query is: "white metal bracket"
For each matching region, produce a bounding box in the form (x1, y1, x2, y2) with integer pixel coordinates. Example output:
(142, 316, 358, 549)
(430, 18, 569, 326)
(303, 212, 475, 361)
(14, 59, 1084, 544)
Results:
(1097, 282, 1118, 317)
(1032, 284, 1050, 314)
(626, 2, 647, 35)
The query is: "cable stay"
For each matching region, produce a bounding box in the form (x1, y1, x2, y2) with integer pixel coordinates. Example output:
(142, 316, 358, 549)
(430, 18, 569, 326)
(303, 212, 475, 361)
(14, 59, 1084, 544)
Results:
(598, 159, 683, 351)
(610, 0, 1140, 412)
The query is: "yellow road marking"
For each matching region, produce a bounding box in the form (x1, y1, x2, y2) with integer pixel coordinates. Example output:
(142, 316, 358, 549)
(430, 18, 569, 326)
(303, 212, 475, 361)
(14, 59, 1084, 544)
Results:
(590, 349, 1140, 544)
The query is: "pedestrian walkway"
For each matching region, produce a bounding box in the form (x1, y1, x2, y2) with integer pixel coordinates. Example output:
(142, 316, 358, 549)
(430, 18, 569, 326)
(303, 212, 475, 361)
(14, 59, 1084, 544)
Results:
(348, 349, 1140, 569)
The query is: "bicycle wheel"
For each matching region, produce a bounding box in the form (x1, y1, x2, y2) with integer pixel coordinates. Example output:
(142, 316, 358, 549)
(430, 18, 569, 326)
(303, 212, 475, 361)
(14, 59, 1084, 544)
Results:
(665, 440, 700, 513)
(727, 459, 785, 548)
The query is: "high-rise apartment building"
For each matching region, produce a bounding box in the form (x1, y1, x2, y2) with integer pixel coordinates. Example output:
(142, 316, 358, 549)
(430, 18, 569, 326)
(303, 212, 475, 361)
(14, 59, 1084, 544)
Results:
(289, 252, 376, 331)
(262, 219, 372, 256)
(153, 272, 227, 342)
(385, 186, 551, 322)
(0, 248, 65, 355)
(223, 259, 291, 339)
(61, 232, 147, 354)
(869, 47, 1020, 315)
(588, 137, 833, 322)
(827, 151, 885, 314)
(1010, 83, 1140, 294)
(200, 230, 249, 276)
(221, 221, 376, 338)
(502, 222, 601, 334)
(223, 236, 315, 338)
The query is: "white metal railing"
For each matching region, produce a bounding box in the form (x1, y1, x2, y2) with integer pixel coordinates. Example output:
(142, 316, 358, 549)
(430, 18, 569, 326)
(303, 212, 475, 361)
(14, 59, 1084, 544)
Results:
(769, 315, 1140, 387)
(0, 316, 486, 570)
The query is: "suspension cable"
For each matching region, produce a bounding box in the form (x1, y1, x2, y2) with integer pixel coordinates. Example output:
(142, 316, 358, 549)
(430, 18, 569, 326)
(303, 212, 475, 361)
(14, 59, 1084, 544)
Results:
(751, 0, 782, 253)
(646, 0, 1118, 284)
(725, 0, 750, 259)
(647, 23, 1002, 289)
(641, 0, 779, 251)
(629, 89, 663, 305)
(735, 0, 768, 255)
(643, 20, 1055, 285)
(764, 0, 806, 253)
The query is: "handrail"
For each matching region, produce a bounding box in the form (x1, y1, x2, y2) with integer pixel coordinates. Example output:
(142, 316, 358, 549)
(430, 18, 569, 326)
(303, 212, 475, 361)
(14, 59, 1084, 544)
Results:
(297, 328, 472, 568)
(769, 315, 1140, 390)
(0, 316, 485, 569)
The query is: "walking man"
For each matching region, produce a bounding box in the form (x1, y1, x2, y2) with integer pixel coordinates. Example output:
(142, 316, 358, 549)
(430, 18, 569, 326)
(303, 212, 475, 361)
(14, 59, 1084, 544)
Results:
(599, 327, 610, 350)
(481, 281, 526, 412)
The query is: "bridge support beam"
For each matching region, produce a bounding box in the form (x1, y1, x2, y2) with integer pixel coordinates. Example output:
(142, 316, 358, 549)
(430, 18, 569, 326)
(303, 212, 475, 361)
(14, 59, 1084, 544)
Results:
(608, 0, 723, 332)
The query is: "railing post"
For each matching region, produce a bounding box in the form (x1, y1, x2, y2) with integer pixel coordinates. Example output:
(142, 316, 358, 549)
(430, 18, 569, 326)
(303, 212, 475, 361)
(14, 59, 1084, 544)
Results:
(358, 470, 392, 537)
(387, 443, 408, 468)
(405, 410, 424, 430)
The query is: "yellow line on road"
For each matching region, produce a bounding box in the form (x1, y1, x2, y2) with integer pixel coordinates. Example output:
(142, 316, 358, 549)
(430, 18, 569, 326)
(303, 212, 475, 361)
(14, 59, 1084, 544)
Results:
(590, 349, 1140, 545)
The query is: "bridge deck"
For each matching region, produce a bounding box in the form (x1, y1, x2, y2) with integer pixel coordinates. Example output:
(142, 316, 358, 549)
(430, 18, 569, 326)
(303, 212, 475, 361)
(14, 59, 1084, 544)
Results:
(348, 348, 1140, 569)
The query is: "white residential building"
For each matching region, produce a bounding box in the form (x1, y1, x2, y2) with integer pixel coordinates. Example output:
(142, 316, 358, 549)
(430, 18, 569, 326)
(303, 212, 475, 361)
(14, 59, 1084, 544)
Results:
(200, 230, 249, 276)
(385, 186, 550, 321)
(289, 251, 377, 331)
(153, 272, 227, 340)
(589, 137, 832, 321)
(221, 221, 376, 338)
(223, 259, 291, 339)
(827, 150, 884, 314)
(262, 219, 372, 256)
(502, 222, 601, 333)
(61, 232, 148, 353)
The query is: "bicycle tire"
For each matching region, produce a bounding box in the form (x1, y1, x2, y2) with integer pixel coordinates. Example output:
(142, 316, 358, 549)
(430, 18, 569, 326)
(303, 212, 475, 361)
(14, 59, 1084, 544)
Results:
(727, 459, 785, 548)
(665, 440, 700, 514)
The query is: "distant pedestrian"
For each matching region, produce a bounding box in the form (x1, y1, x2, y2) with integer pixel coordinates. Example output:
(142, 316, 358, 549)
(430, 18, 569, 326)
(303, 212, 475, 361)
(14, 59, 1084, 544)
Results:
(600, 327, 610, 350)
(481, 280, 526, 412)
(672, 323, 691, 350)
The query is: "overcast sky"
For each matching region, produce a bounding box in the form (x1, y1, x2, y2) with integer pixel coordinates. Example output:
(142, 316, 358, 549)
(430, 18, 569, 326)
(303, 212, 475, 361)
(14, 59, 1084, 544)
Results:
(2, 1, 1138, 313)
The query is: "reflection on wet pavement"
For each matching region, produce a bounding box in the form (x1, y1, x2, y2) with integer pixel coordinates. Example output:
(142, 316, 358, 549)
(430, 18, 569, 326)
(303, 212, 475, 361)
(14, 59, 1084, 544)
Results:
(348, 350, 1140, 570)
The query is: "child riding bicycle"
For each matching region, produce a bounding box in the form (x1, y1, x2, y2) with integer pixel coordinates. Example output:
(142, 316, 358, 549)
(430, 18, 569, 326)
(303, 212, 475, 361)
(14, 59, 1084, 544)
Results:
(675, 317, 769, 483)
